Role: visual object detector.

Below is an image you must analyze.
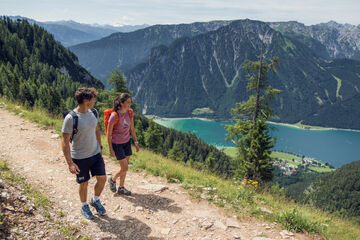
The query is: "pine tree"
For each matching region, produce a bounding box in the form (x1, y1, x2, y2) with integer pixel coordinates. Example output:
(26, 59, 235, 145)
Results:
(144, 120, 163, 153)
(226, 54, 281, 181)
(134, 118, 145, 146)
(168, 141, 186, 162)
(107, 67, 132, 94)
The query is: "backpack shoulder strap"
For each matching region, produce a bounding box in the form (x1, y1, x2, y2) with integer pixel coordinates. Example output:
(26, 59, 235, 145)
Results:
(128, 108, 133, 119)
(90, 108, 98, 119)
(68, 110, 78, 143)
(113, 111, 119, 125)
(62, 110, 71, 119)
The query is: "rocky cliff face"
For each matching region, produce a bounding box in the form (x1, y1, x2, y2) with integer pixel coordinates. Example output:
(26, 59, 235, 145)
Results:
(126, 20, 360, 129)
(269, 21, 360, 60)
(70, 21, 232, 83)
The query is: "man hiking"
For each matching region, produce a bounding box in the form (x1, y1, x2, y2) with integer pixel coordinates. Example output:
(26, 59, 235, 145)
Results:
(61, 87, 106, 219)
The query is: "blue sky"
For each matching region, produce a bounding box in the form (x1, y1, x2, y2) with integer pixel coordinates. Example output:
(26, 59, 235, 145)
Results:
(1, 0, 359, 26)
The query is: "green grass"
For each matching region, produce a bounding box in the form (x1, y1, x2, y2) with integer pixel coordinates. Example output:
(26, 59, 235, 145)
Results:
(285, 160, 300, 166)
(276, 208, 323, 233)
(271, 151, 302, 161)
(0, 161, 9, 170)
(192, 107, 214, 115)
(309, 166, 334, 173)
(223, 147, 237, 158)
(283, 38, 296, 53)
(333, 75, 343, 99)
(225, 148, 303, 162)
(294, 121, 328, 130)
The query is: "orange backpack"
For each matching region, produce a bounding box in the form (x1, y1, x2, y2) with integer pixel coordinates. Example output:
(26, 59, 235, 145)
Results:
(104, 109, 132, 136)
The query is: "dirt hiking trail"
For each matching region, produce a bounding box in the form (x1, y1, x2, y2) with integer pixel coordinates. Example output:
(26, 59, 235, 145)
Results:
(0, 108, 319, 240)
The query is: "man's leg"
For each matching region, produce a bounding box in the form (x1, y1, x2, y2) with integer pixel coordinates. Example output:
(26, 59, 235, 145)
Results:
(89, 154, 107, 215)
(89, 176, 107, 215)
(94, 175, 106, 197)
(79, 181, 95, 219)
(74, 157, 94, 219)
(79, 181, 88, 202)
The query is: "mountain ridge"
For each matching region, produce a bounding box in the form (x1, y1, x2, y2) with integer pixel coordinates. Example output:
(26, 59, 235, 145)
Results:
(269, 21, 360, 60)
(70, 18, 360, 83)
(125, 19, 360, 129)
(69, 20, 233, 82)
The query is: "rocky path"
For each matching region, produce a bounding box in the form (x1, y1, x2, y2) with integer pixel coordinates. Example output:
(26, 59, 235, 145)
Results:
(0, 108, 317, 240)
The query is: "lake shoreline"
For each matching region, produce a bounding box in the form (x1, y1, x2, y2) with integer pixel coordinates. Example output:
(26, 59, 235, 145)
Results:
(267, 121, 360, 133)
(152, 115, 360, 168)
(149, 115, 360, 133)
(147, 115, 216, 122)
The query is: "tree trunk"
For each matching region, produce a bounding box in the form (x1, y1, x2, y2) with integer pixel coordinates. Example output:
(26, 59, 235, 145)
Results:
(252, 50, 263, 126)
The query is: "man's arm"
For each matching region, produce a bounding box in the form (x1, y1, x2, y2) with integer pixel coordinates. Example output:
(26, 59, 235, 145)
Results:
(62, 133, 79, 174)
(96, 125, 102, 150)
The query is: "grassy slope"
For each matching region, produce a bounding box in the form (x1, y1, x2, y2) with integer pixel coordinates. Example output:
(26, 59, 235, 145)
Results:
(1, 98, 359, 239)
(225, 148, 303, 162)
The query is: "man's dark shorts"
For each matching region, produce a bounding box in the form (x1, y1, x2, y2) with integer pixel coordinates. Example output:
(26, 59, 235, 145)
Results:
(112, 141, 132, 160)
(72, 153, 106, 184)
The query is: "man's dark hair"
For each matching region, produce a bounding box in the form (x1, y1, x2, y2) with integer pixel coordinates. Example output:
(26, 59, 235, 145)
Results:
(74, 87, 98, 104)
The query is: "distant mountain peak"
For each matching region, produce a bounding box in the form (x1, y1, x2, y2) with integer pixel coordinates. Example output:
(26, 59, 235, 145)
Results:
(2, 15, 150, 47)
(319, 20, 355, 28)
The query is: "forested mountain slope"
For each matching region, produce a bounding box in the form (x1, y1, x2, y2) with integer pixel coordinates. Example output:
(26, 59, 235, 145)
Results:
(0, 17, 103, 114)
(304, 160, 360, 218)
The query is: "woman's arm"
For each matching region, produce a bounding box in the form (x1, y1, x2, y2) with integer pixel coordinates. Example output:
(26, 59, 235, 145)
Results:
(130, 116, 139, 152)
(107, 121, 116, 157)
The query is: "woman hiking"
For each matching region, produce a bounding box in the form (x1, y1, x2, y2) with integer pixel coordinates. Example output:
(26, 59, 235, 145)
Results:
(107, 93, 139, 195)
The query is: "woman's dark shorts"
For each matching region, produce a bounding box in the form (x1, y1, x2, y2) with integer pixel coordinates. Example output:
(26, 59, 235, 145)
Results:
(112, 141, 132, 160)
(72, 153, 106, 184)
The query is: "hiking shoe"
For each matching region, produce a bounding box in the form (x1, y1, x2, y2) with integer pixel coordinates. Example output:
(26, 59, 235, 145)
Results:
(89, 198, 106, 215)
(108, 177, 116, 193)
(118, 187, 132, 196)
(81, 204, 94, 219)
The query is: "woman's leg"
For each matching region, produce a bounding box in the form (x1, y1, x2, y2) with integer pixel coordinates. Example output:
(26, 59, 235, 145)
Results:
(112, 156, 130, 187)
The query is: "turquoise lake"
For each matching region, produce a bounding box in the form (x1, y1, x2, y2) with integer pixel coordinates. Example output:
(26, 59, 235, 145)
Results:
(154, 118, 360, 168)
